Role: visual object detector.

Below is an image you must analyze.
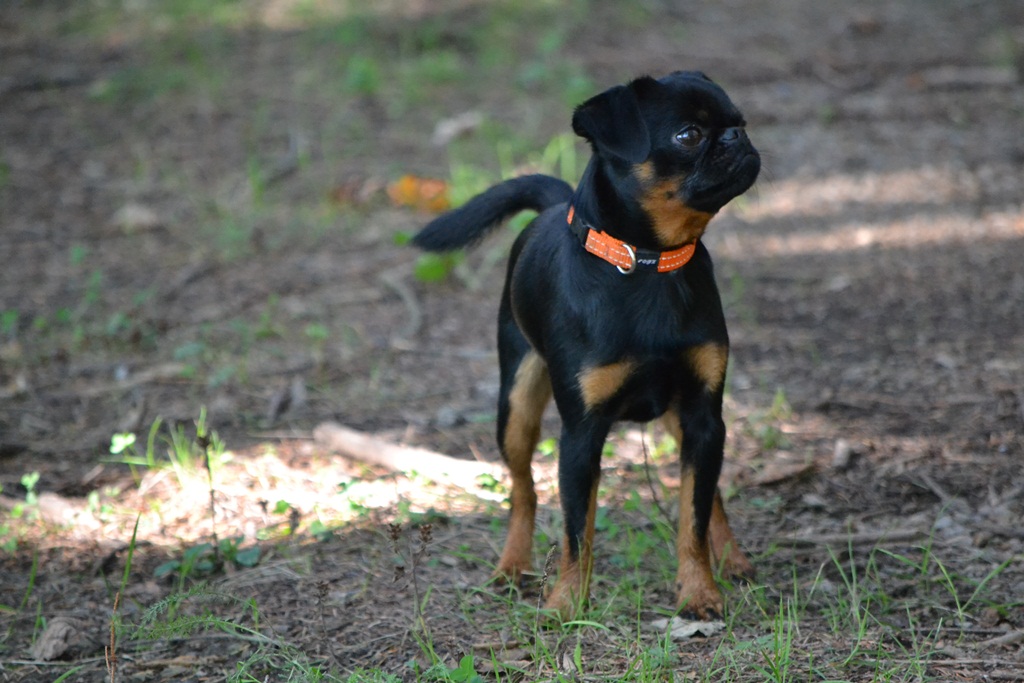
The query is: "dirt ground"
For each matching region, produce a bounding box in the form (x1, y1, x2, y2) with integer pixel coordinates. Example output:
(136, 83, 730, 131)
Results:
(1, 0, 1023, 681)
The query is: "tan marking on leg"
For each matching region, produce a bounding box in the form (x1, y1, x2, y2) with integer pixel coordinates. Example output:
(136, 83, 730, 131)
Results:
(503, 353, 552, 462)
(709, 489, 755, 580)
(661, 412, 683, 447)
(494, 352, 552, 583)
(675, 467, 723, 619)
(639, 177, 715, 248)
(545, 477, 600, 620)
(686, 342, 728, 394)
(578, 360, 636, 412)
(494, 480, 537, 584)
(665, 411, 753, 580)
(544, 535, 583, 620)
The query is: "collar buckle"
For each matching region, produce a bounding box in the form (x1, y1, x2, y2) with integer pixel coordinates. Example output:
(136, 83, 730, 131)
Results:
(616, 243, 637, 275)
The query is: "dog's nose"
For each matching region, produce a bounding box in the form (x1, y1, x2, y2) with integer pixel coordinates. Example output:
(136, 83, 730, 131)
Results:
(720, 127, 746, 143)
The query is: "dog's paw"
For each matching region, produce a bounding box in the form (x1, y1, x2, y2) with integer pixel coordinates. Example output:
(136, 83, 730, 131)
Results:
(720, 551, 756, 583)
(543, 578, 586, 621)
(491, 561, 530, 587)
(493, 526, 536, 587)
(675, 582, 724, 622)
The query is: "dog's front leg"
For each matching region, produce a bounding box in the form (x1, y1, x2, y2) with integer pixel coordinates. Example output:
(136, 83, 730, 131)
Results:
(670, 404, 726, 620)
(662, 415, 754, 583)
(544, 419, 611, 620)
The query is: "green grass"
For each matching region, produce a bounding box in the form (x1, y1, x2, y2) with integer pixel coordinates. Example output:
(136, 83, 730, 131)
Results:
(108, 408, 230, 487)
(3, 417, 1016, 681)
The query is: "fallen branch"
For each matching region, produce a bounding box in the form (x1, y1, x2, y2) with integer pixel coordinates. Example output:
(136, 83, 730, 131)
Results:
(777, 528, 928, 547)
(917, 65, 1018, 90)
(313, 422, 501, 491)
(976, 629, 1024, 650)
(77, 363, 188, 398)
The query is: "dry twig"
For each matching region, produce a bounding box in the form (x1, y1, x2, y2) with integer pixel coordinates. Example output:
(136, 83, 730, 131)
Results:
(106, 591, 120, 683)
(313, 422, 502, 491)
(777, 528, 927, 546)
(976, 629, 1024, 650)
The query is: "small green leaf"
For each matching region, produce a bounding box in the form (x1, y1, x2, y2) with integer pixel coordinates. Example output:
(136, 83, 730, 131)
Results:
(110, 432, 137, 455)
(233, 546, 261, 567)
(309, 519, 332, 541)
(538, 437, 558, 456)
(20, 472, 40, 491)
(154, 560, 181, 578)
(304, 323, 329, 342)
(69, 244, 89, 266)
(475, 472, 501, 492)
(0, 310, 18, 336)
(183, 542, 213, 563)
(413, 253, 453, 282)
(218, 537, 241, 556)
(173, 341, 206, 360)
(450, 654, 480, 682)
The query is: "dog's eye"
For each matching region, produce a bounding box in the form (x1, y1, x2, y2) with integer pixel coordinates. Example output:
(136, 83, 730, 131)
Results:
(674, 126, 704, 148)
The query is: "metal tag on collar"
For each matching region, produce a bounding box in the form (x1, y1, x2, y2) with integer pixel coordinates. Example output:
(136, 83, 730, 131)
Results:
(617, 243, 637, 275)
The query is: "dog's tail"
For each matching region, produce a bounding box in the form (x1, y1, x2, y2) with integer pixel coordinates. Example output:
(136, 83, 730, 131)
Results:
(412, 174, 573, 251)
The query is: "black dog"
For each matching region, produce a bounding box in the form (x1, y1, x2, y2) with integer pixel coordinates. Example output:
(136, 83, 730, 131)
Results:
(414, 71, 759, 620)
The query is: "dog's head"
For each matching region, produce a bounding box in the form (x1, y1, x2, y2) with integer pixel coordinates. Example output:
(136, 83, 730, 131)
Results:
(572, 71, 760, 246)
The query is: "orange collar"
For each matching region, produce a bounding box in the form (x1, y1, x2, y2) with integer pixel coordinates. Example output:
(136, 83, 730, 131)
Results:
(566, 204, 696, 274)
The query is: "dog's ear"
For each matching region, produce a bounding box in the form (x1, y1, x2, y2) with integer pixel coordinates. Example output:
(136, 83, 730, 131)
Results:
(572, 77, 655, 163)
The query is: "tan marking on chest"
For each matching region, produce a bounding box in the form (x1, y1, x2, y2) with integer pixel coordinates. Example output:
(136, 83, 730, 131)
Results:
(642, 179, 714, 247)
(632, 163, 715, 247)
(686, 343, 728, 394)
(577, 360, 636, 411)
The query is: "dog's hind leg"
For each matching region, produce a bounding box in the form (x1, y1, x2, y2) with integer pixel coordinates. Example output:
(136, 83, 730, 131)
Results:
(708, 490, 755, 581)
(493, 324, 551, 584)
